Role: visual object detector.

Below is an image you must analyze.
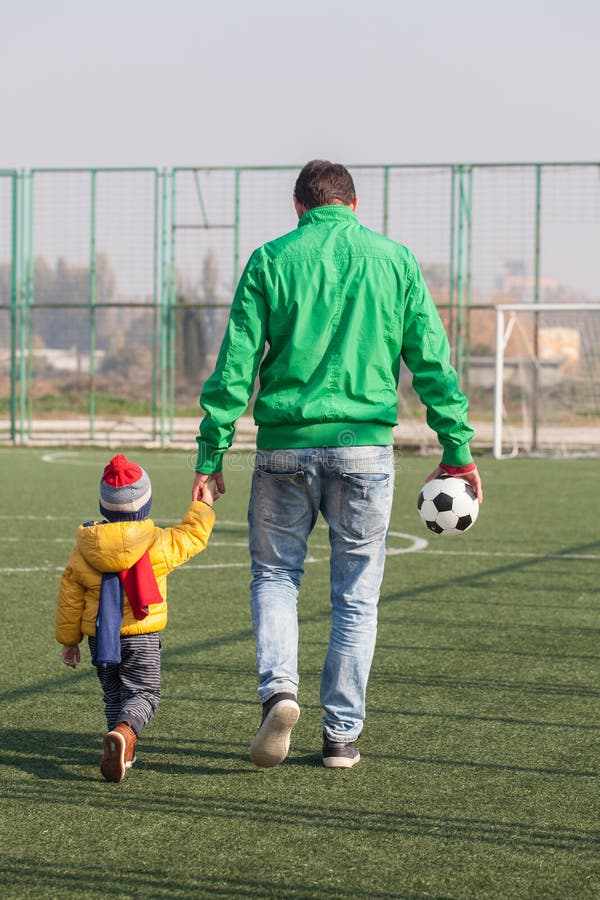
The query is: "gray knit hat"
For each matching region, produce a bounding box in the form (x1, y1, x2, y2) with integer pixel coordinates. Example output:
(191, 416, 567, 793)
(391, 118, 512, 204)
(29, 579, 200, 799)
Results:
(99, 454, 152, 522)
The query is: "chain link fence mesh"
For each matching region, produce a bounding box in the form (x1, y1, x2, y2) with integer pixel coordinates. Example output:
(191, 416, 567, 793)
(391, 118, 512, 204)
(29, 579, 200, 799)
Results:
(1, 164, 599, 452)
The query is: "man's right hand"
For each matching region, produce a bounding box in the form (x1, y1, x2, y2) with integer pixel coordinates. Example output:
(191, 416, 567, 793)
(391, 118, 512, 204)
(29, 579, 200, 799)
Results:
(192, 471, 226, 502)
(425, 464, 483, 504)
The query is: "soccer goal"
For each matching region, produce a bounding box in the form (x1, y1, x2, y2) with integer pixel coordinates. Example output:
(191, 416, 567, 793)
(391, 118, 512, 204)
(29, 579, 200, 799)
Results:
(493, 303, 600, 459)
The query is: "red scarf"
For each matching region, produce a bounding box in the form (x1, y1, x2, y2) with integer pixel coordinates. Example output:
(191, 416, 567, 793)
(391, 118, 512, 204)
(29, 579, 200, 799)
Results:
(119, 551, 163, 620)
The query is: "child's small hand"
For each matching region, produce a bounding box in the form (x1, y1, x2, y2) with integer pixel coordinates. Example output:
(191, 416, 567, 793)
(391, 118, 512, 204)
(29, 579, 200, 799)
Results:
(200, 476, 221, 507)
(61, 644, 81, 669)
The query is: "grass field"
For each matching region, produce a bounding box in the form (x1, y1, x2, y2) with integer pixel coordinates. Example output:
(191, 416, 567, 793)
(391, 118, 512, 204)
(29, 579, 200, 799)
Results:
(0, 448, 598, 899)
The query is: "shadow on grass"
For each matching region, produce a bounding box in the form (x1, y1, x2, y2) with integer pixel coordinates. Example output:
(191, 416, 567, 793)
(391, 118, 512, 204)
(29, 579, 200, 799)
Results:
(7, 722, 593, 784)
(0, 728, 253, 780)
(373, 749, 598, 779)
(0, 857, 429, 900)
(371, 640, 600, 663)
(0, 729, 100, 781)
(369, 670, 600, 700)
(381, 538, 600, 612)
(4, 784, 599, 858)
(3, 539, 597, 712)
(366, 704, 600, 733)
(287, 751, 322, 768)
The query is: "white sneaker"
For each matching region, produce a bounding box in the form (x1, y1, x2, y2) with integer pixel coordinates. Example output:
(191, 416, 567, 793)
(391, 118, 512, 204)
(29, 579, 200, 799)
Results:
(249, 693, 300, 768)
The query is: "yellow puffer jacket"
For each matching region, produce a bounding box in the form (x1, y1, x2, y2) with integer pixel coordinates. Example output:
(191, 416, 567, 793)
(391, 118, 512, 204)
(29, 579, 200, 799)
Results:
(56, 501, 215, 646)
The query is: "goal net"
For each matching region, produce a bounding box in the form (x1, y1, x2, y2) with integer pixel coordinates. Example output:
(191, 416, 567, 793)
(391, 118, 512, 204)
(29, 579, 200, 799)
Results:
(493, 303, 600, 458)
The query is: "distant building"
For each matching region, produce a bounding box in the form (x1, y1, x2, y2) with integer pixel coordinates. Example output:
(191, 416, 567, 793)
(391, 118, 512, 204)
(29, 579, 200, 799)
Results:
(496, 259, 558, 304)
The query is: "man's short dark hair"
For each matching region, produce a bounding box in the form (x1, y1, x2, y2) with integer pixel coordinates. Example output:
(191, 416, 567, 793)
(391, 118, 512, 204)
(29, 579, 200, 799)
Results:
(294, 160, 356, 210)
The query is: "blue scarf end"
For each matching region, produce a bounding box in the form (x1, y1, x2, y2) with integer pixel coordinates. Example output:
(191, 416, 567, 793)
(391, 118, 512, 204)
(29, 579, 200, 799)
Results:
(93, 572, 124, 667)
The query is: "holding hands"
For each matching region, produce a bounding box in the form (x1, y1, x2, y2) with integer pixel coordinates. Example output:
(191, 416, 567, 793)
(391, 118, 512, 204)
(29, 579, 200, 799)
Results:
(192, 472, 226, 505)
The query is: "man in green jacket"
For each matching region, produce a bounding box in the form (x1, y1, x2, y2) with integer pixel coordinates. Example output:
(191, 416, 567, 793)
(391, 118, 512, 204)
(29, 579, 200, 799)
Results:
(192, 160, 482, 769)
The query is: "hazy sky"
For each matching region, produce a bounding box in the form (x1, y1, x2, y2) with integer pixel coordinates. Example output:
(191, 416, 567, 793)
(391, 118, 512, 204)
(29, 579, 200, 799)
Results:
(1, 0, 598, 169)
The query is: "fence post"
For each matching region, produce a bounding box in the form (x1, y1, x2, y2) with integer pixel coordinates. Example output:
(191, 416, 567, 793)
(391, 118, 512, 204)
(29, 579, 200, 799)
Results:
(382, 165, 390, 237)
(168, 169, 176, 441)
(452, 165, 474, 389)
(455, 166, 465, 385)
(25, 171, 35, 439)
(151, 169, 160, 440)
(160, 168, 170, 448)
(17, 170, 29, 444)
(9, 173, 18, 444)
(448, 166, 457, 353)
(89, 169, 97, 440)
(464, 165, 473, 394)
(233, 168, 241, 285)
(531, 164, 543, 451)
(493, 306, 505, 459)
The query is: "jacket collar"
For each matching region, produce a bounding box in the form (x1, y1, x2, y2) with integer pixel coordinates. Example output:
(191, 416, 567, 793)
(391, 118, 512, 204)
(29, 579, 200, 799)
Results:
(297, 205, 357, 228)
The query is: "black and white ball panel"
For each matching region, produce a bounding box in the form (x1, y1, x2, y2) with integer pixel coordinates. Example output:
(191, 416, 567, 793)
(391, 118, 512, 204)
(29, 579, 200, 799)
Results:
(417, 475, 479, 536)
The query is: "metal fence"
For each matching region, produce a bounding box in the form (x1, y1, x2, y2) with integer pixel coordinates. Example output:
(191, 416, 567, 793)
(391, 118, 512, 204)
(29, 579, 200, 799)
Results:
(1, 163, 599, 450)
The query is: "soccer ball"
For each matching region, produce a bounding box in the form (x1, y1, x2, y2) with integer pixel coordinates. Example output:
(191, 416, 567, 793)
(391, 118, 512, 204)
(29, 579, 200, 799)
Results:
(417, 475, 479, 536)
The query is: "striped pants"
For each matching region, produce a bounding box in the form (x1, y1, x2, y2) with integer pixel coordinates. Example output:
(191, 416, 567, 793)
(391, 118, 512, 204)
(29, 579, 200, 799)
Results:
(88, 633, 161, 736)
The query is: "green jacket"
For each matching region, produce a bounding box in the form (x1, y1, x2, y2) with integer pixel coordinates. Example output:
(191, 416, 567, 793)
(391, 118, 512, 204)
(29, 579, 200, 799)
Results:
(196, 205, 474, 473)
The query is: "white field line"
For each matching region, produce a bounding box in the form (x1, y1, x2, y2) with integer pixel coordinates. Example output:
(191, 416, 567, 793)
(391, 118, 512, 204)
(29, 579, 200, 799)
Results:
(423, 549, 600, 560)
(1, 563, 249, 573)
(0, 537, 250, 547)
(0, 515, 600, 575)
(41, 452, 107, 466)
(39, 451, 200, 467)
(0, 536, 74, 542)
(1, 453, 591, 571)
(0, 516, 250, 526)
(0, 515, 78, 521)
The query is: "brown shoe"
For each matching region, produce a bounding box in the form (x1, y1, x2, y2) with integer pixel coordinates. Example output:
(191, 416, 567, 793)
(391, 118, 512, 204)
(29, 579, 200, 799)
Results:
(100, 722, 137, 783)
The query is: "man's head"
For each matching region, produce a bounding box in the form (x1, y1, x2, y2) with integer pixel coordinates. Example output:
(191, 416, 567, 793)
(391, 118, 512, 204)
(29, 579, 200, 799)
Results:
(293, 160, 357, 215)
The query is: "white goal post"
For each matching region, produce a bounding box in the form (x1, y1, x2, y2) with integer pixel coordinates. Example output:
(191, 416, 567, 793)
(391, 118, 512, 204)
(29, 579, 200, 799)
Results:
(493, 303, 600, 459)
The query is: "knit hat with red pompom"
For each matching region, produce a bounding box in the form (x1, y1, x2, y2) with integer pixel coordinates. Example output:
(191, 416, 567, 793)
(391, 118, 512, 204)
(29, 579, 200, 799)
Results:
(99, 454, 152, 522)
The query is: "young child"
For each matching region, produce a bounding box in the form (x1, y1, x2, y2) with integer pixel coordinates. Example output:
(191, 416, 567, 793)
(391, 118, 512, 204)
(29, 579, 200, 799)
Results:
(56, 453, 218, 783)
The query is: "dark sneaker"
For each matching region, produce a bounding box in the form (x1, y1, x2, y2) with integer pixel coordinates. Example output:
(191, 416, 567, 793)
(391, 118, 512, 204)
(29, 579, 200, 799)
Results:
(322, 731, 361, 769)
(100, 722, 138, 783)
(249, 692, 300, 768)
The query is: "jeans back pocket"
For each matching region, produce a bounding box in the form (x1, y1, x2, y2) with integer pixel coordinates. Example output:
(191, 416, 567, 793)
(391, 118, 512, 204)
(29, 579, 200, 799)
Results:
(254, 468, 308, 528)
(340, 472, 391, 540)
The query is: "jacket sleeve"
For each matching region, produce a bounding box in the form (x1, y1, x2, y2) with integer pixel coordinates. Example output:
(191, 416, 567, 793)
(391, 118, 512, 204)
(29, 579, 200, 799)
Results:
(156, 501, 216, 574)
(195, 251, 268, 474)
(56, 551, 85, 645)
(400, 254, 474, 467)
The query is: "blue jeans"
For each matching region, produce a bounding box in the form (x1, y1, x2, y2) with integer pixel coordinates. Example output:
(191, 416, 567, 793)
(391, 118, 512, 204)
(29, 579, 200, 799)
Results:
(248, 445, 395, 742)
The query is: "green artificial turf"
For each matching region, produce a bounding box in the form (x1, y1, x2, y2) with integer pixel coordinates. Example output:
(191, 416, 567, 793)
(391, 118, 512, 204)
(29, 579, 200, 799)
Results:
(0, 448, 598, 898)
